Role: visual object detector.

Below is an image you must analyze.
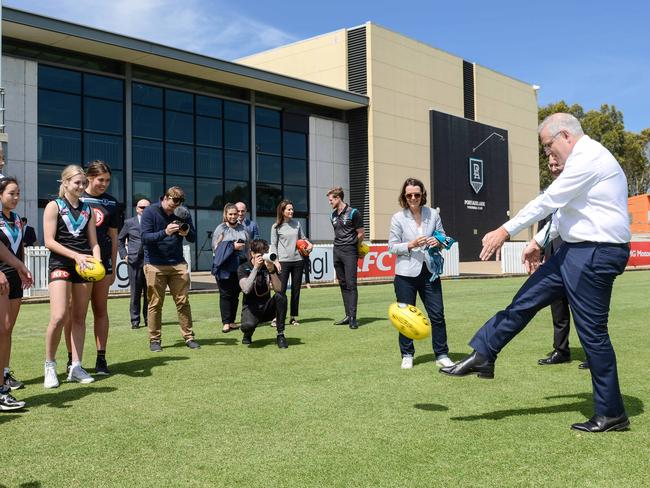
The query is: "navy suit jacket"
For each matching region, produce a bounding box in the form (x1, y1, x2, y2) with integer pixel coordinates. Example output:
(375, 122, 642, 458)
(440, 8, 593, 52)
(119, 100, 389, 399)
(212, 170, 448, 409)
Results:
(118, 216, 144, 267)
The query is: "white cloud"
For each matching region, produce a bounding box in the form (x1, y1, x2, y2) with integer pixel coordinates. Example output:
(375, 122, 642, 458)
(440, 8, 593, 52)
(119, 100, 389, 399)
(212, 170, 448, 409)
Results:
(5, 0, 297, 59)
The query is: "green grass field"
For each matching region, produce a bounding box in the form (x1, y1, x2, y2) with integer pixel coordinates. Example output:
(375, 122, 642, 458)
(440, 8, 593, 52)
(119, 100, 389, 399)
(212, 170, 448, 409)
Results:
(3, 271, 649, 487)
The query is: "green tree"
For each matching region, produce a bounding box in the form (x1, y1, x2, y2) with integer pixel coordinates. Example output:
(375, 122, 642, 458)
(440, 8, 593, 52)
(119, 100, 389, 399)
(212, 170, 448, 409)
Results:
(537, 102, 650, 195)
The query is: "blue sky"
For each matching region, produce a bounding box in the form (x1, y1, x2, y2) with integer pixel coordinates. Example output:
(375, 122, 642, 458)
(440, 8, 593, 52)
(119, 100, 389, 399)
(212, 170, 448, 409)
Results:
(7, 0, 649, 132)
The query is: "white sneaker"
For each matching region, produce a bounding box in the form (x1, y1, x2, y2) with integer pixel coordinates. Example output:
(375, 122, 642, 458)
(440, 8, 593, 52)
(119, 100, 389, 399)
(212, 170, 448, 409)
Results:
(436, 357, 455, 368)
(44, 361, 59, 389)
(401, 356, 413, 369)
(67, 365, 95, 384)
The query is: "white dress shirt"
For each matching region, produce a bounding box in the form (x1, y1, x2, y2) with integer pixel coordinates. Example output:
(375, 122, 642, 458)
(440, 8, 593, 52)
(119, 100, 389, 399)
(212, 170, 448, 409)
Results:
(504, 135, 630, 245)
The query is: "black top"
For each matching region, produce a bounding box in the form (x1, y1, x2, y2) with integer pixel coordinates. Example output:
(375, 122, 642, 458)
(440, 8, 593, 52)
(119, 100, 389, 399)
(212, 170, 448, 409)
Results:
(330, 204, 363, 247)
(0, 211, 24, 275)
(81, 191, 119, 259)
(140, 201, 196, 265)
(237, 261, 271, 308)
(49, 198, 92, 269)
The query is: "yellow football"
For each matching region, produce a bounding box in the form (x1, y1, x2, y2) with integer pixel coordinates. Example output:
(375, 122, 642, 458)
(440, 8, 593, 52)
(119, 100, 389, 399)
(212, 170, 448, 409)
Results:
(75, 257, 106, 282)
(388, 302, 431, 340)
(358, 241, 370, 258)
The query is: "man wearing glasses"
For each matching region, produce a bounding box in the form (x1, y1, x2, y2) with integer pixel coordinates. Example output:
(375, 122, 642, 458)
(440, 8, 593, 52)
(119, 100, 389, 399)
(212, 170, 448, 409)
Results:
(141, 187, 200, 351)
(118, 198, 150, 330)
(441, 113, 631, 433)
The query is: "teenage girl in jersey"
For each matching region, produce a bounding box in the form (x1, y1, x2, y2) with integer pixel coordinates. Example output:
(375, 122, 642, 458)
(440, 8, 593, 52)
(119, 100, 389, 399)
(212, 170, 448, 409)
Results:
(64, 161, 119, 375)
(43, 165, 101, 388)
(0, 177, 33, 410)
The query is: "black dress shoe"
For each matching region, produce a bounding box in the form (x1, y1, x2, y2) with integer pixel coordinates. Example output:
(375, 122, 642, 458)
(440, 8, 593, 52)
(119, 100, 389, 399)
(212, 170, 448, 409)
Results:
(277, 335, 288, 349)
(571, 414, 629, 432)
(241, 335, 252, 346)
(537, 350, 570, 365)
(334, 316, 350, 325)
(349, 318, 359, 329)
(578, 361, 590, 370)
(439, 350, 494, 379)
(131, 322, 140, 329)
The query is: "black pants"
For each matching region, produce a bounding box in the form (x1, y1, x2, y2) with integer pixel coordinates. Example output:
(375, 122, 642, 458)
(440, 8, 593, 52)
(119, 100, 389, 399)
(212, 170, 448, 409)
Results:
(551, 296, 571, 355)
(216, 274, 240, 325)
(128, 262, 148, 326)
(241, 294, 288, 336)
(333, 246, 359, 319)
(279, 260, 304, 318)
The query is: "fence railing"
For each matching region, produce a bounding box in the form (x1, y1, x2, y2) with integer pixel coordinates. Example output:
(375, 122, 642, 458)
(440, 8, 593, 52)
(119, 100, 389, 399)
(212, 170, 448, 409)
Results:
(500, 242, 527, 274)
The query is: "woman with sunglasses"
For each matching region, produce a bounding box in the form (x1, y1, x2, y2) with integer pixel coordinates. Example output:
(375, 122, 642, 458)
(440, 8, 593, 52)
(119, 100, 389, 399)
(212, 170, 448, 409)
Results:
(388, 177, 453, 370)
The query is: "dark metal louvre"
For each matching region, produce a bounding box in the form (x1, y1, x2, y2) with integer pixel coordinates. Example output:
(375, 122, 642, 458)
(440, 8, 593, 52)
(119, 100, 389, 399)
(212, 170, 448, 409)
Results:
(463, 60, 475, 120)
(347, 107, 370, 236)
(347, 27, 367, 94)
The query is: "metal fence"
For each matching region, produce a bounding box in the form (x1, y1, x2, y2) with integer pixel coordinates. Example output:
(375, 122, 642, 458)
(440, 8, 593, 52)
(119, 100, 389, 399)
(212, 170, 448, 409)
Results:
(500, 242, 527, 274)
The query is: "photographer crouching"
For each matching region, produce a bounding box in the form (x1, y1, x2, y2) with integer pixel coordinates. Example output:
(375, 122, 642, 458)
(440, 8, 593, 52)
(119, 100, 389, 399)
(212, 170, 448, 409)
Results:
(141, 186, 200, 352)
(238, 239, 288, 348)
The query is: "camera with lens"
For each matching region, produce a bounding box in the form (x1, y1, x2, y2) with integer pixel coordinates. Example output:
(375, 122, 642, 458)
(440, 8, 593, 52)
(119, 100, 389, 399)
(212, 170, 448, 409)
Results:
(262, 252, 277, 262)
(173, 221, 190, 233)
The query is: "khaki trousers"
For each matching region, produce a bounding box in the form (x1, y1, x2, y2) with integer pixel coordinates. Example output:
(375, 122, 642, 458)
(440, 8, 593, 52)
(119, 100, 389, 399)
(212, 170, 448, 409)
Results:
(144, 263, 194, 343)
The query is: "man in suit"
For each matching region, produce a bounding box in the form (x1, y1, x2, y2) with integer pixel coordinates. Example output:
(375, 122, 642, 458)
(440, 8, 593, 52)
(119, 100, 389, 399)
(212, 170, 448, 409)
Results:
(441, 113, 631, 432)
(21, 218, 38, 247)
(118, 198, 150, 329)
(235, 202, 259, 241)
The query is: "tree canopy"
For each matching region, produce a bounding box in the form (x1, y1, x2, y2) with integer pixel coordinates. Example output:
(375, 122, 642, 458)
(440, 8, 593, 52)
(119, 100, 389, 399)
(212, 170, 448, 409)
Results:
(538, 102, 650, 195)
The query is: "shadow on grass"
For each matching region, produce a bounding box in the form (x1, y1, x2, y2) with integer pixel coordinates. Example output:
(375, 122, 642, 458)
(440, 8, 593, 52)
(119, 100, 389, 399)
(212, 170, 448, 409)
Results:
(0, 482, 42, 488)
(450, 393, 644, 421)
(297, 317, 335, 324)
(414, 403, 449, 412)
(167, 337, 239, 348)
(28, 386, 117, 410)
(248, 337, 304, 349)
(357, 317, 385, 327)
(108, 355, 190, 378)
(414, 353, 435, 366)
(536, 347, 587, 363)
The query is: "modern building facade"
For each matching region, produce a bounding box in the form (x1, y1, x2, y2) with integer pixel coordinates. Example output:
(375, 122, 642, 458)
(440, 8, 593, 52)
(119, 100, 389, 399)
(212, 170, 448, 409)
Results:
(1, 9, 539, 269)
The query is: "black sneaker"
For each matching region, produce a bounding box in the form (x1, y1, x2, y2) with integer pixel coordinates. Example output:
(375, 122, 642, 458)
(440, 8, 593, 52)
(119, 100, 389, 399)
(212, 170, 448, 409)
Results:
(66, 359, 72, 375)
(0, 387, 25, 411)
(95, 357, 111, 376)
(242, 335, 252, 346)
(150, 341, 162, 353)
(4, 371, 24, 390)
(277, 335, 288, 349)
(185, 339, 200, 350)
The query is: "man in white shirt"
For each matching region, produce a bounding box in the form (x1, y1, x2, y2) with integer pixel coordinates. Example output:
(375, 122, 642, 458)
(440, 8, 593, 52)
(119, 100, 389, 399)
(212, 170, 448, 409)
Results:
(440, 113, 631, 433)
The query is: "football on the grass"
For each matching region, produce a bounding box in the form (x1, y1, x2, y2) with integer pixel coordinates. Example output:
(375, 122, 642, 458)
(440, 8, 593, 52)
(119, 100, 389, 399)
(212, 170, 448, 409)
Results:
(388, 302, 431, 340)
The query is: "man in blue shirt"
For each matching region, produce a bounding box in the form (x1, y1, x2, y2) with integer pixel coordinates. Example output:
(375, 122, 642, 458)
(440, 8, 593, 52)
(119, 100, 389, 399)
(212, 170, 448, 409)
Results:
(141, 186, 199, 352)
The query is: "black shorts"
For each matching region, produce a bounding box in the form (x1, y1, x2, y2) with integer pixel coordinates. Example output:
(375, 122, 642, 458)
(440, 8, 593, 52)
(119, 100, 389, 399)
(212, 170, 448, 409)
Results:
(101, 253, 113, 274)
(5, 271, 24, 300)
(48, 266, 87, 284)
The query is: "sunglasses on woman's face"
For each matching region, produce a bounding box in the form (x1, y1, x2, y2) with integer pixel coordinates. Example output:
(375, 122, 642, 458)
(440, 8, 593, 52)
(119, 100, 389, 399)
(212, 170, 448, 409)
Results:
(405, 193, 422, 199)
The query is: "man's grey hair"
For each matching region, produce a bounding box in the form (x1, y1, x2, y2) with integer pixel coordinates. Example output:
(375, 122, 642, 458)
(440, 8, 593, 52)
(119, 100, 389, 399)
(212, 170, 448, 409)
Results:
(538, 113, 584, 137)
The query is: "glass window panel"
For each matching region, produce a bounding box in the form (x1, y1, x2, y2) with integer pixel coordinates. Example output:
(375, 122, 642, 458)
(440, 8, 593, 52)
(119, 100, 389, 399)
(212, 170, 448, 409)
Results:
(256, 217, 276, 244)
(38, 127, 81, 165)
(110, 169, 125, 202)
(224, 121, 249, 151)
(255, 107, 280, 128)
(196, 116, 222, 147)
(132, 105, 163, 139)
(256, 183, 282, 214)
(166, 89, 193, 113)
(196, 178, 223, 209)
(132, 138, 163, 172)
(38, 89, 81, 129)
(224, 180, 250, 206)
(166, 111, 194, 143)
(84, 98, 123, 134)
(256, 154, 281, 184)
(165, 175, 195, 207)
(38, 66, 81, 93)
(133, 171, 164, 203)
(196, 147, 223, 178)
(283, 131, 307, 158)
(84, 74, 123, 101)
(224, 100, 249, 122)
(38, 164, 66, 200)
(196, 209, 221, 270)
(84, 133, 124, 170)
(255, 126, 280, 155)
(196, 96, 222, 117)
(283, 158, 307, 186)
(294, 217, 308, 236)
(166, 143, 194, 175)
(284, 185, 308, 213)
(132, 83, 163, 107)
(224, 150, 249, 180)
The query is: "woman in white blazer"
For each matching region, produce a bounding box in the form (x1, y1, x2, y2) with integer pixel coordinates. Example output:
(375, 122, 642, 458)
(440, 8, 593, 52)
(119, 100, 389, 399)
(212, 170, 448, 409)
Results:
(388, 178, 453, 369)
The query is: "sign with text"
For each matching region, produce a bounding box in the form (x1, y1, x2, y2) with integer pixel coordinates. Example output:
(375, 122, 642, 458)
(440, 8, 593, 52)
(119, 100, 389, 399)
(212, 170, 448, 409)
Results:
(628, 242, 650, 267)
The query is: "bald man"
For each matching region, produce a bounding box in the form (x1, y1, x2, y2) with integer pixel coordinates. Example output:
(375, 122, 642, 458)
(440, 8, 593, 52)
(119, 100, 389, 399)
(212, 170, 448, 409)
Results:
(236, 202, 259, 241)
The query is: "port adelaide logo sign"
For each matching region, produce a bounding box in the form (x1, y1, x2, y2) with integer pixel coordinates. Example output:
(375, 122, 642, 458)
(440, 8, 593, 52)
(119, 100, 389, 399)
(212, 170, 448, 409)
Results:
(468, 157, 484, 194)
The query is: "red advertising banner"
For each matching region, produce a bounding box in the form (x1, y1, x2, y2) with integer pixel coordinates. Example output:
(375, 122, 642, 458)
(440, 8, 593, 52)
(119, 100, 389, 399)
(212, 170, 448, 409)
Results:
(357, 245, 396, 278)
(628, 242, 650, 267)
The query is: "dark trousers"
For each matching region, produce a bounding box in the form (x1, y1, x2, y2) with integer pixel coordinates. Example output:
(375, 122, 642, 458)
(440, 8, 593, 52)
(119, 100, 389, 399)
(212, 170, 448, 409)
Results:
(241, 294, 288, 336)
(216, 274, 240, 325)
(279, 260, 304, 318)
(334, 246, 359, 319)
(470, 242, 629, 417)
(551, 296, 571, 355)
(128, 262, 148, 326)
(394, 264, 449, 358)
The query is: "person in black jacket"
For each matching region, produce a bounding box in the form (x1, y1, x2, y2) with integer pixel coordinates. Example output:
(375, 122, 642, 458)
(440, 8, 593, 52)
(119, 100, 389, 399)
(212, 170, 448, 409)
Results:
(20, 218, 38, 247)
